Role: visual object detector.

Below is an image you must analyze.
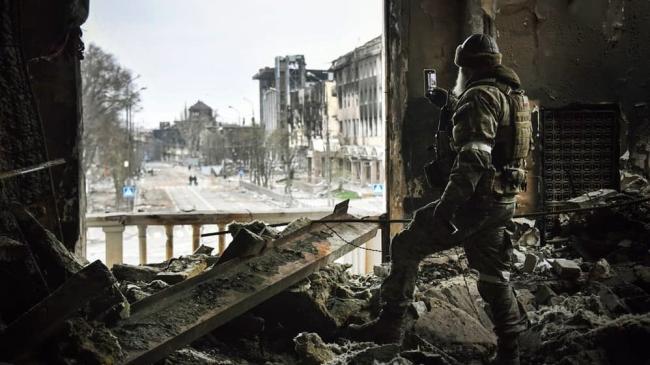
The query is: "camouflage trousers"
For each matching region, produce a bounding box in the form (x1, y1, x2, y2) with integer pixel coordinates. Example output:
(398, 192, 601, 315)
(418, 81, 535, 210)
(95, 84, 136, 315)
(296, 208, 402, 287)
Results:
(381, 199, 527, 337)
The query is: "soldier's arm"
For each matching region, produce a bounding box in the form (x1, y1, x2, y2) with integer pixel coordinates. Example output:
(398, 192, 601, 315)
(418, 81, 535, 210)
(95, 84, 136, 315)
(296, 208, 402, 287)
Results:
(433, 149, 490, 222)
(433, 88, 500, 222)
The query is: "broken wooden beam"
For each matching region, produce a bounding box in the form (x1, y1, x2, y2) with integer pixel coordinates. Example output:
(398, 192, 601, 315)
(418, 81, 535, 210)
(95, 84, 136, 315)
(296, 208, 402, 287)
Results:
(111, 204, 378, 364)
(11, 206, 83, 288)
(0, 260, 120, 361)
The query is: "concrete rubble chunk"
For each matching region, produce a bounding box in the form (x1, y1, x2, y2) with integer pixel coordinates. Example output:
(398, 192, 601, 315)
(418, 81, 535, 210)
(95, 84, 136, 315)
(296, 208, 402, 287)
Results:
(217, 228, 267, 264)
(192, 244, 214, 255)
(0, 260, 125, 360)
(523, 253, 539, 273)
(348, 344, 401, 365)
(516, 227, 541, 247)
(511, 248, 526, 264)
(534, 284, 557, 306)
(293, 332, 335, 365)
(281, 217, 312, 237)
(551, 258, 582, 279)
(112, 263, 160, 283)
(373, 263, 391, 278)
(589, 258, 612, 281)
(156, 258, 209, 285)
(414, 298, 496, 350)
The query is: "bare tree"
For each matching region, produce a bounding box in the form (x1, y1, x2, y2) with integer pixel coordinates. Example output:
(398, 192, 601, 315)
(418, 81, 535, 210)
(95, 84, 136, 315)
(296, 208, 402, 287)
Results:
(81, 43, 142, 207)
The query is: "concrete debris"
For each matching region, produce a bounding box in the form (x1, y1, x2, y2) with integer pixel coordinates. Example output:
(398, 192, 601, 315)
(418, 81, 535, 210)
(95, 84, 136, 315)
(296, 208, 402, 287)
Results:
(193, 244, 215, 255)
(523, 252, 539, 273)
(511, 248, 526, 264)
(552, 258, 582, 279)
(534, 285, 557, 306)
(589, 258, 612, 281)
(3, 189, 649, 365)
(413, 297, 496, 351)
(293, 332, 335, 365)
(218, 228, 267, 264)
(112, 263, 160, 282)
(516, 226, 541, 247)
(373, 263, 391, 278)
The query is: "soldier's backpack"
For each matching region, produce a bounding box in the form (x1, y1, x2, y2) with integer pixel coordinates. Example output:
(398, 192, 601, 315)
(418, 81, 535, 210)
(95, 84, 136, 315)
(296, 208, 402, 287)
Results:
(491, 85, 533, 195)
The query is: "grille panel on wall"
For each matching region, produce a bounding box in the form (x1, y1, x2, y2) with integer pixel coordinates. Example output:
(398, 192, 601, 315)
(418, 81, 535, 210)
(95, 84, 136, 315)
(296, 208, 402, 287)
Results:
(540, 106, 620, 237)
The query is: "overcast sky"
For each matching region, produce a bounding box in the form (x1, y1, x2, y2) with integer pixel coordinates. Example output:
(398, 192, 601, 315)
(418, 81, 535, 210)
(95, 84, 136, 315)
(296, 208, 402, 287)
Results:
(83, 0, 383, 129)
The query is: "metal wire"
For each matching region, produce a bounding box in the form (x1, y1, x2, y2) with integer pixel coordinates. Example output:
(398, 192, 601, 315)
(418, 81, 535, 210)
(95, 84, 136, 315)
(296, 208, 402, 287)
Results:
(321, 222, 383, 253)
(201, 194, 650, 238)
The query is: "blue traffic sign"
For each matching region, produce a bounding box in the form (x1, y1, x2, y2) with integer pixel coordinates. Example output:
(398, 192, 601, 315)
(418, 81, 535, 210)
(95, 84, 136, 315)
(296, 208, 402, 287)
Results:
(372, 184, 384, 195)
(122, 185, 136, 199)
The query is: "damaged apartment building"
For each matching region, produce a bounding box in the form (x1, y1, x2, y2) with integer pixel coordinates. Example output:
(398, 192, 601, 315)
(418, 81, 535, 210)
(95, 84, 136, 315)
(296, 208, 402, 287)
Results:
(254, 36, 385, 186)
(1, 0, 650, 365)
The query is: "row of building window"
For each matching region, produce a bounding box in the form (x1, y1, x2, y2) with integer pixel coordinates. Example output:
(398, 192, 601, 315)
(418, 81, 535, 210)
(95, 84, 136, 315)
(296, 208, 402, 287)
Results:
(340, 118, 383, 139)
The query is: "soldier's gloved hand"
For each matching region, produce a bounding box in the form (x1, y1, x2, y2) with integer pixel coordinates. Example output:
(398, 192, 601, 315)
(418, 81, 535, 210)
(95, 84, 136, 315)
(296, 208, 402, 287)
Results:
(425, 87, 449, 108)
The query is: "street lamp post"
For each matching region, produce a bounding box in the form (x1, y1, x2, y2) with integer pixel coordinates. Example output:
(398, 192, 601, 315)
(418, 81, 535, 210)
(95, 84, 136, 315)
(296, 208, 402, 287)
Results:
(228, 105, 242, 125)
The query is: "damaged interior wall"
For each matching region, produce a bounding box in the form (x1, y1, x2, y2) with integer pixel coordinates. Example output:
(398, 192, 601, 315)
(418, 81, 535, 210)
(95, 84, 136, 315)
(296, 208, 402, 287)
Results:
(0, 0, 87, 254)
(386, 0, 650, 222)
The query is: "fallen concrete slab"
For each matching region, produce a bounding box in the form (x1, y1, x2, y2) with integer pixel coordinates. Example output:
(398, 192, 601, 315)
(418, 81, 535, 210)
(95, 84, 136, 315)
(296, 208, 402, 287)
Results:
(0, 260, 121, 362)
(110, 202, 378, 365)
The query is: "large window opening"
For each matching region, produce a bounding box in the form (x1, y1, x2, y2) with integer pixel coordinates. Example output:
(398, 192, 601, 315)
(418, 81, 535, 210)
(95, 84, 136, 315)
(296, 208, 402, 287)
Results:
(82, 1, 385, 273)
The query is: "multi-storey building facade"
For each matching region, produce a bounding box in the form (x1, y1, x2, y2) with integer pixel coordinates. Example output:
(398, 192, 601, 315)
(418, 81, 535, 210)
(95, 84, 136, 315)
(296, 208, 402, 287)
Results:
(253, 56, 328, 170)
(252, 37, 384, 186)
(330, 36, 384, 185)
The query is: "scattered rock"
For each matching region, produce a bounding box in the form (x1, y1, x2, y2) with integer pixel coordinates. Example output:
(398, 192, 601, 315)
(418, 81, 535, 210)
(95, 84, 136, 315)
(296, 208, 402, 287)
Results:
(535, 285, 557, 306)
(156, 255, 210, 284)
(193, 244, 215, 255)
(589, 259, 612, 281)
(511, 249, 526, 264)
(517, 227, 541, 247)
(347, 344, 401, 365)
(374, 263, 391, 278)
(552, 259, 582, 279)
(50, 318, 124, 365)
(218, 228, 267, 264)
(112, 263, 160, 283)
(523, 253, 539, 273)
(413, 298, 496, 353)
(293, 332, 335, 365)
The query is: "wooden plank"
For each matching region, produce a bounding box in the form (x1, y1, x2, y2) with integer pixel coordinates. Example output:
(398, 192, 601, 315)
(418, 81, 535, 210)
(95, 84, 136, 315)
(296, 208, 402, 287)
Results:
(0, 260, 116, 360)
(112, 214, 378, 365)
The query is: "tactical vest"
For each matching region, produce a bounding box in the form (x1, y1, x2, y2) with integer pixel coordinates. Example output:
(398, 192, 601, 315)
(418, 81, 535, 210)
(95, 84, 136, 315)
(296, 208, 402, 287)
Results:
(466, 80, 533, 196)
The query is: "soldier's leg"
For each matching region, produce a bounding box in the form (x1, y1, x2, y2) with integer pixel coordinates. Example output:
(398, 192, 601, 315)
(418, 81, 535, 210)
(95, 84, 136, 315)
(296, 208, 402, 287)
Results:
(348, 201, 454, 343)
(380, 201, 456, 315)
(464, 221, 526, 365)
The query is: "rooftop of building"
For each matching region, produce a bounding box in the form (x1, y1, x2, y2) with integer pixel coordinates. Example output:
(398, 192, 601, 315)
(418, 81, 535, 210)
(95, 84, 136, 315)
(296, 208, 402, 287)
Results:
(330, 36, 382, 71)
(189, 100, 213, 112)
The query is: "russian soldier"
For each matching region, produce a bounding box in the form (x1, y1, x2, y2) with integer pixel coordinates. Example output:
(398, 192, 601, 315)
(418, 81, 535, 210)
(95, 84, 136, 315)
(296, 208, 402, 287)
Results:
(348, 34, 531, 365)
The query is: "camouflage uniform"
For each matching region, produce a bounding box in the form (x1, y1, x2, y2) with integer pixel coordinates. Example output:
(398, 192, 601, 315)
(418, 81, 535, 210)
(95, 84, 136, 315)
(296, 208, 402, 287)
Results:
(380, 68, 528, 346)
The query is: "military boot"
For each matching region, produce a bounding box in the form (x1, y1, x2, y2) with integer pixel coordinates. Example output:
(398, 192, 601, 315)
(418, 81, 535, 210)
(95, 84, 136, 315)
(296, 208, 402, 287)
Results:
(491, 335, 520, 365)
(346, 310, 406, 344)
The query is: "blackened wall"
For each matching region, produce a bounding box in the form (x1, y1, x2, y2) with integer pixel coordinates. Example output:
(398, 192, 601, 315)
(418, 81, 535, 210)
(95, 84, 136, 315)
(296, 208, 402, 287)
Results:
(0, 0, 87, 254)
(386, 0, 650, 222)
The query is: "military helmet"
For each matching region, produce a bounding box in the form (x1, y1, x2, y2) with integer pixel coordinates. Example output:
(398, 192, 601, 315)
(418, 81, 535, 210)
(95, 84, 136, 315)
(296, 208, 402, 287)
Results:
(454, 34, 502, 68)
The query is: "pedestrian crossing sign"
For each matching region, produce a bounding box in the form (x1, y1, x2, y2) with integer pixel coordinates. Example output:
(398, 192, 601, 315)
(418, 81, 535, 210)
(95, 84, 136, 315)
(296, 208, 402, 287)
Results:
(122, 185, 136, 199)
(372, 184, 384, 195)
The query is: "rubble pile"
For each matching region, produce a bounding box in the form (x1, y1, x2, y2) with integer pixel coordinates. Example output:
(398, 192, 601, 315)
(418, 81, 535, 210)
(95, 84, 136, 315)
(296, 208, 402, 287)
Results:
(1, 188, 649, 364)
